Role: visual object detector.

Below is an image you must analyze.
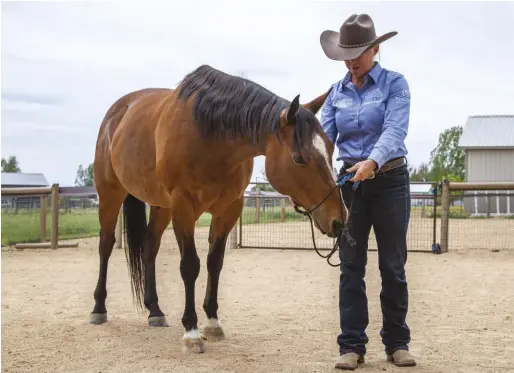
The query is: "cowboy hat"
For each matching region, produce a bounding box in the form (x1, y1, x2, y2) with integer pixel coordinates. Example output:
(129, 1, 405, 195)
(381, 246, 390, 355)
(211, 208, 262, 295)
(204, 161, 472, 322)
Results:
(320, 14, 397, 61)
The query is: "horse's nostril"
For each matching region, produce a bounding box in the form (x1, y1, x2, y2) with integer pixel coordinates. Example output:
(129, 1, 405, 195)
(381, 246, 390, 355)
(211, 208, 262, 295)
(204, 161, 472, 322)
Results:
(332, 219, 344, 235)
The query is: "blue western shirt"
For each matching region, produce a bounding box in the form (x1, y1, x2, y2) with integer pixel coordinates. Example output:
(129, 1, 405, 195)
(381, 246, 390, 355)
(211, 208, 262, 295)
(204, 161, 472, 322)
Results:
(320, 62, 411, 169)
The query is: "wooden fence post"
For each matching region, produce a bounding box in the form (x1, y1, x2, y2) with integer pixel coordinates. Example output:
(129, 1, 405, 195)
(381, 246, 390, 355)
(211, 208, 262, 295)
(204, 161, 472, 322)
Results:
(51, 183, 60, 250)
(255, 195, 260, 223)
(228, 224, 238, 249)
(280, 198, 286, 222)
(115, 206, 123, 249)
(440, 179, 450, 253)
(40, 195, 47, 242)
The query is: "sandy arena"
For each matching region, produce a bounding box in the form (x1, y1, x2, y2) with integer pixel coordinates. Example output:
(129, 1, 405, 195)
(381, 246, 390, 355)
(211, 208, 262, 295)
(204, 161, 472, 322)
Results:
(2, 226, 513, 373)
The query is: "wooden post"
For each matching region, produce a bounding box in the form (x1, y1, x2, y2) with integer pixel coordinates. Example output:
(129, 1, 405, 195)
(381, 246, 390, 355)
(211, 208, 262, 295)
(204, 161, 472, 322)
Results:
(255, 196, 260, 223)
(440, 179, 450, 253)
(40, 195, 47, 242)
(115, 207, 123, 249)
(51, 183, 59, 250)
(228, 224, 237, 249)
(486, 192, 491, 218)
(280, 198, 286, 222)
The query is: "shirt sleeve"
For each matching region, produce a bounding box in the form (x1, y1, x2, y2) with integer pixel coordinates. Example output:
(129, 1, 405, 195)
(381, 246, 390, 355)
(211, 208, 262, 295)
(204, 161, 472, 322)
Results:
(368, 74, 411, 169)
(319, 86, 338, 144)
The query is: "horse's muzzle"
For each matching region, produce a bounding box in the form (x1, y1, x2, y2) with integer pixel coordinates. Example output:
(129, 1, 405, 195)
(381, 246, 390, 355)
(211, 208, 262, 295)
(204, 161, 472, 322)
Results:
(330, 219, 345, 238)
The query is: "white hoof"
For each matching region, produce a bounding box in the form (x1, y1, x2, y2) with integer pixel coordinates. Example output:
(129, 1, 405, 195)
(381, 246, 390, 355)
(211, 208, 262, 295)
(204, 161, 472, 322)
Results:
(182, 329, 206, 353)
(89, 313, 108, 324)
(203, 318, 226, 341)
(148, 315, 169, 327)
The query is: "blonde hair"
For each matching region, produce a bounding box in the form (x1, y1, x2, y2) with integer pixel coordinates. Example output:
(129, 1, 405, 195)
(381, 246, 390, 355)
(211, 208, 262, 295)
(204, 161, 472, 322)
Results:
(374, 48, 381, 62)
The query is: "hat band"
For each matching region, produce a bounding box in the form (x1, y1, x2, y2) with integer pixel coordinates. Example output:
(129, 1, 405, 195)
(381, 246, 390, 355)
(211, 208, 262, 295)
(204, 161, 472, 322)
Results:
(338, 37, 377, 49)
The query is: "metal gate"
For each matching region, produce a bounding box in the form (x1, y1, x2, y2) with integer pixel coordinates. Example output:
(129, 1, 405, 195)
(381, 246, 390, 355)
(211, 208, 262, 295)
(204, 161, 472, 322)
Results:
(237, 182, 439, 253)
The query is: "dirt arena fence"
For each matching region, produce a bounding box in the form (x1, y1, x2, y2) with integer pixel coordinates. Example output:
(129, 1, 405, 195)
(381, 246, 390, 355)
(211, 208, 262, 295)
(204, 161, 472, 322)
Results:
(1, 180, 513, 252)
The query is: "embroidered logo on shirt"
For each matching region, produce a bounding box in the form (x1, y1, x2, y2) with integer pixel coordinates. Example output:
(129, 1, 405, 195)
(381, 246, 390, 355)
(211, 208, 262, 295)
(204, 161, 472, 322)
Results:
(333, 98, 354, 108)
(395, 88, 410, 103)
(362, 88, 383, 106)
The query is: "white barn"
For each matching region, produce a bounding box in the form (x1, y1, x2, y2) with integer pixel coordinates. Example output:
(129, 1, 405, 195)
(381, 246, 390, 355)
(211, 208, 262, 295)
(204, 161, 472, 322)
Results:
(458, 115, 514, 216)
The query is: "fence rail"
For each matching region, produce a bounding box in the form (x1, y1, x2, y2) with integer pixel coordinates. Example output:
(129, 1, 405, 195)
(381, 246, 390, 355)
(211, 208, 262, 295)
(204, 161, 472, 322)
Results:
(1, 185, 122, 249)
(2, 180, 513, 253)
(439, 180, 514, 253)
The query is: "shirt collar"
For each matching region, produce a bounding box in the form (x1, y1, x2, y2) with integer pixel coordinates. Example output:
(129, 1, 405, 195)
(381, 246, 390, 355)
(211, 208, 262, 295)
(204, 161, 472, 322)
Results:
(367, 62, 382, 83)
(340, 62, 383, 89)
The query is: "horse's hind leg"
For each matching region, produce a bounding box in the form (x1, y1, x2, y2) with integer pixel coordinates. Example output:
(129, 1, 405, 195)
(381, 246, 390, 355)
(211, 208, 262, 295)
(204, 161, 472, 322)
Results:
(202, 197, 244, 341)
(144, 206, 173, 327)
(90, 186, 127, 324)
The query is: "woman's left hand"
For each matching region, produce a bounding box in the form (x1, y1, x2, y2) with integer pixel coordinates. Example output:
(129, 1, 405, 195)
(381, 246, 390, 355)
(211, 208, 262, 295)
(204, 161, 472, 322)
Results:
(347, 159, 378, 182)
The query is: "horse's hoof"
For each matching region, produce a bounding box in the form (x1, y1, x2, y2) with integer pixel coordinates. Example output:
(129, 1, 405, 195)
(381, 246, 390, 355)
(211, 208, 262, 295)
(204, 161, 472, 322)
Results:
(203, 318, 226, 341)
(182, 329, 206, 353)
(89, 313, 108, 324)
(148, 316, 169, 327)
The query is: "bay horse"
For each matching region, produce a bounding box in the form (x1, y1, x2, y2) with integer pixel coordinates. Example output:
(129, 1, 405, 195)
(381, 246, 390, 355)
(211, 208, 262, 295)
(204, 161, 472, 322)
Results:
(89, 64, 348, 353)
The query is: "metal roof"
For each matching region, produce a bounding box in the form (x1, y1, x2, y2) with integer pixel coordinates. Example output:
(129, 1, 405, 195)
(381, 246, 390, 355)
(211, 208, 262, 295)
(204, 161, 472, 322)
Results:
(410, 183, 433, 194)
(1, 172, 49, 187)
(458, 115, 514, 149)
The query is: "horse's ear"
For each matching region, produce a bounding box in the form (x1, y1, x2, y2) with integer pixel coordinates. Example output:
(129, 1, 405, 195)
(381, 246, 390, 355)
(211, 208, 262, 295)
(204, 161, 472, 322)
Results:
(286, 94, 300, 124)
(303, 88, 332, 115)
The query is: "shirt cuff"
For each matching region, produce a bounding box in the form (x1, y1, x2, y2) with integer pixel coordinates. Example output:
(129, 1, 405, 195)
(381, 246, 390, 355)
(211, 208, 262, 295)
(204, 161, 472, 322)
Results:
(367, 150, 385, 170)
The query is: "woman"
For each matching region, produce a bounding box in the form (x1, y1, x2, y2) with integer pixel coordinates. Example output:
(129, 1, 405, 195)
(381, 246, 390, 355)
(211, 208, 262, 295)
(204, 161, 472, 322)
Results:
(318, 14, 416, 370)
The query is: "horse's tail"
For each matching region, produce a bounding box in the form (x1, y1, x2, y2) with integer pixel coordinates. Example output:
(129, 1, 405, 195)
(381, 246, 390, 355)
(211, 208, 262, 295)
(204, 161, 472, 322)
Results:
(123, 193, 147, 310)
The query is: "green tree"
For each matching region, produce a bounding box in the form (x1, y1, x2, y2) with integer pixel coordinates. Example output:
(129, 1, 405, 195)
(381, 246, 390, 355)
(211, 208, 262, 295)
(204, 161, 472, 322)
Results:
(251, 167, 275, 192)
(75, 163, 94, 187)
(408, 162, 431, 182)
(428, 126, 465, 181)
(1, 156, 21, 173)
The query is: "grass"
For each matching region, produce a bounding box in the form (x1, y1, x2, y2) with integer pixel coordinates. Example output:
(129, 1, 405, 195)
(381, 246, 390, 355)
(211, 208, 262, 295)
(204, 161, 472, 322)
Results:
(425, 205, 471, 219)
(0, 205, 307, 247)
(3, 204, 510, 247)
(424, 205, 514, 219)
(1, 209, 101, 247)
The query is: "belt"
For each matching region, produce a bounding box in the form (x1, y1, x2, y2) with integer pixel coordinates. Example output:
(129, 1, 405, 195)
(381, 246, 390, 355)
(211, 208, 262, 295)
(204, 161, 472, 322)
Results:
(343, 156, 407, 175)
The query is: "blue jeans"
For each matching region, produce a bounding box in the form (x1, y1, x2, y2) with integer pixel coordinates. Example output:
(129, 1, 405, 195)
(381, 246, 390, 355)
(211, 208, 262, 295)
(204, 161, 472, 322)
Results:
(337, 163, 411, 357)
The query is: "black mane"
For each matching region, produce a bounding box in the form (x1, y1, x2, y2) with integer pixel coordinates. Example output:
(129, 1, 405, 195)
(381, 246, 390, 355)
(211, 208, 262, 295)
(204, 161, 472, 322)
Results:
(176, 65, 319, 150)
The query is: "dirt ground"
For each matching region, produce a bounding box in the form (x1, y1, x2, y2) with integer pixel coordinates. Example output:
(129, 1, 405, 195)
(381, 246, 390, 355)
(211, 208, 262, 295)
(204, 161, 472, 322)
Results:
(2, 229, 513, 373)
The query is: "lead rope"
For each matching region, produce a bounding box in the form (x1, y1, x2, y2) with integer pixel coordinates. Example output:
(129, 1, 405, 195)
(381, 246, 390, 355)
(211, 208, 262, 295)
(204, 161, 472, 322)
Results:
(294, 172, 360, 267)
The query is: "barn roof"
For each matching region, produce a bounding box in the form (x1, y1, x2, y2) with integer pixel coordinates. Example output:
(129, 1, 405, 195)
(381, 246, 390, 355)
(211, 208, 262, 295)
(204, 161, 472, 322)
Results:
(410, 183, 433, 194)
(1, 172, 49, 187)
(458, 115, 514, 149)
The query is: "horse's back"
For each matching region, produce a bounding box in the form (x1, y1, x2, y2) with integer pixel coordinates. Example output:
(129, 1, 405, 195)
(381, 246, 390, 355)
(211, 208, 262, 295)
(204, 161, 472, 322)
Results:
(94, 85, 253, 212)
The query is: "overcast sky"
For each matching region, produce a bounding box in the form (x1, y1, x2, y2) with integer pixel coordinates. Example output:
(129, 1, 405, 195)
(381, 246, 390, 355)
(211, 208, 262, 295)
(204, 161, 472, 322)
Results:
(2, 1, 514, 186)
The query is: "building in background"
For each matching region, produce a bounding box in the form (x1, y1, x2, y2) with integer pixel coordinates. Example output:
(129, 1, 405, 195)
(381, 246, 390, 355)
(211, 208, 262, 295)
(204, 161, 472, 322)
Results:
(1, 172, 49, 209)
(458, 115, 514, 216)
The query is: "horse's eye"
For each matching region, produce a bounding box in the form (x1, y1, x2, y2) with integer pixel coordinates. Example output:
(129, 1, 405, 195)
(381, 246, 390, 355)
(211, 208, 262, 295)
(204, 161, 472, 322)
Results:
(292, 154, 307, 165)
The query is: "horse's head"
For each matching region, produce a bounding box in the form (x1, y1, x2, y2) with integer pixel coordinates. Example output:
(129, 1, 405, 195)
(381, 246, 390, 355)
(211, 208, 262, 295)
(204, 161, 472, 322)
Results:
(265, 91, 348, 238)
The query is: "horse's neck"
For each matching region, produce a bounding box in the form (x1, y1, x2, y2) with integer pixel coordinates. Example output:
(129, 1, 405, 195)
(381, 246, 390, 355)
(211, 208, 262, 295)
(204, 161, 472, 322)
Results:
(216, 138, 266, 165)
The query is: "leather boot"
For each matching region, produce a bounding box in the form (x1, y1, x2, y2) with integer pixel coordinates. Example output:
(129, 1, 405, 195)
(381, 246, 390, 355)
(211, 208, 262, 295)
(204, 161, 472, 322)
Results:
(387, 350, 416, 367)
(334, 352, 365, 370)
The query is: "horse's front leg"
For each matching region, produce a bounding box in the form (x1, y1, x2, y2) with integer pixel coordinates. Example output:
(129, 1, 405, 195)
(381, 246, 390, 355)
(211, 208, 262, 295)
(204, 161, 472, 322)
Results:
(202, 197, 243, 341)
(171, 200, 205, 353)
